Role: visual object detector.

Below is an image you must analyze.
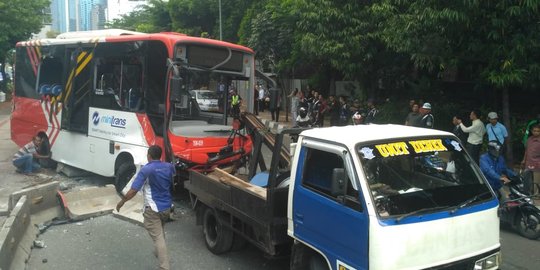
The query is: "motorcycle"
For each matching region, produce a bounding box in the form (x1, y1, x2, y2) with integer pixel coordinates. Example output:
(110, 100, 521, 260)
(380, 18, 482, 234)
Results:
(499, 176, 540, 240)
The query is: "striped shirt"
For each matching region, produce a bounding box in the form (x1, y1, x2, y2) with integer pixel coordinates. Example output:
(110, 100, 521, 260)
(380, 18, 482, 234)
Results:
(13, 142, 37, 161)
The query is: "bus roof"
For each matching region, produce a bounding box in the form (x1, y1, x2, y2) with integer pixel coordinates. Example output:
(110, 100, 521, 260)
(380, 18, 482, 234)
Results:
(16, 29, 254, 54)
(55, 29, 144, 39)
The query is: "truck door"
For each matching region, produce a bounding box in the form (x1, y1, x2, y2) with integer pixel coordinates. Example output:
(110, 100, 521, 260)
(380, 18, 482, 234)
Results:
(292, 140, 368, 269)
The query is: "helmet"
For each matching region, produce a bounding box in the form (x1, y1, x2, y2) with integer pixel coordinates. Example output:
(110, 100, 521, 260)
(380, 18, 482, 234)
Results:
(299, 107, 307, 118)
(487, 140, 502, 158)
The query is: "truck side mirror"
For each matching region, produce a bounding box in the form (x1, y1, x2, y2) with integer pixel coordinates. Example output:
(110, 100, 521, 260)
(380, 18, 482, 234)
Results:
(331, 168, 347, 197)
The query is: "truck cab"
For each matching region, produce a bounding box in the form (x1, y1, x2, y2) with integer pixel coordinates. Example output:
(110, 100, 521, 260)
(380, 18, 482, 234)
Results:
(288, 124, 500, 270)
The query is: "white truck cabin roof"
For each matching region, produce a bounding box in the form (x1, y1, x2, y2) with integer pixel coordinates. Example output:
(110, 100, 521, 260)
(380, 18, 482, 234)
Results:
(299, 124, 454, 148)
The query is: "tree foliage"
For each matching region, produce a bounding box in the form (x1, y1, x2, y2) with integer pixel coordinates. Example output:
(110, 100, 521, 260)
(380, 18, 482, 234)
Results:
(0, 0, 50, 91)
(106, 0, 171, 33)
(372, 0, 540, 89)
(168, 0, 254, 41)
(0, 0, 50, 63)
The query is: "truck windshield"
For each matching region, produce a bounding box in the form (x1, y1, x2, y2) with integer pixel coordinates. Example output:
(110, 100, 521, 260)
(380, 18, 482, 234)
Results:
(357, 137, 493, 219)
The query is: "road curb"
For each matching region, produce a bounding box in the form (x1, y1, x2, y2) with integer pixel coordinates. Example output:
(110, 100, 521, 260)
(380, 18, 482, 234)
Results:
(0, 182, 146, 269)
(0, 195, 35, 270)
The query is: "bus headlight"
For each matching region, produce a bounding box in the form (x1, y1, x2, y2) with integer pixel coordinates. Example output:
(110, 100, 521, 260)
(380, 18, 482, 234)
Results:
(474, 252, 500, 270)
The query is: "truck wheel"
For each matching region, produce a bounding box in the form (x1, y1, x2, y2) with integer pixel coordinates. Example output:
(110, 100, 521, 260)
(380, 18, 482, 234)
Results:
(516, 209, 540, 240)
(203, 207, 233, 254)
(115, 163, 136, 194)
(290, 242, 329, 270)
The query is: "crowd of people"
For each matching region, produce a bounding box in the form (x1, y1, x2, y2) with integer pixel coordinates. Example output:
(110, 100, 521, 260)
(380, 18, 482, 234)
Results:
(280, 89, 540, 199)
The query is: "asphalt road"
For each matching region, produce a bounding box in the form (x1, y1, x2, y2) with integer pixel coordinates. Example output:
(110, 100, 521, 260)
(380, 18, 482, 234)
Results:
(24, 180, 540, 270)
(27, 192, 289, 270)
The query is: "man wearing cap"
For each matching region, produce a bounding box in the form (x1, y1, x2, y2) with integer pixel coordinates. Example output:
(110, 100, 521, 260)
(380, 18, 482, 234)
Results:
(419, 102, 434, 128)
(486, 112, 508, 157)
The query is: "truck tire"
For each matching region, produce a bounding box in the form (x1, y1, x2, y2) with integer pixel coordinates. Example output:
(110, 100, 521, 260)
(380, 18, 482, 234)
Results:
(203, 207, 233, 254)
(290, 242, 329, 270)
(115, 163, 136, 194)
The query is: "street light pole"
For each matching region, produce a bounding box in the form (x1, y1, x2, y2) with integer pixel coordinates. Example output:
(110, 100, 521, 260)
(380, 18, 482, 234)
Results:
(219, 0, 222, 40)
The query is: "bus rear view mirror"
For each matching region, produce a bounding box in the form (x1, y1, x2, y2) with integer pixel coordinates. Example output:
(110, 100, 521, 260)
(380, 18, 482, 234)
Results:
(169, 76, 183, 103)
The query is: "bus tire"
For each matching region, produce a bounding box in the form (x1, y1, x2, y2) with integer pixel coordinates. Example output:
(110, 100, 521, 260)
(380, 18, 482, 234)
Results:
(203, 207, 233, 254)
(115, 163, 136, 194)
(290, 242, 329, 270)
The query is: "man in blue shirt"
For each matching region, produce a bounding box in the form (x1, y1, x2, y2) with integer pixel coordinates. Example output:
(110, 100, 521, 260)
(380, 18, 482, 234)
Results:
(116, 145, 175, 270)
(486, 112, 508, 153)
(480, 141, 515, 200)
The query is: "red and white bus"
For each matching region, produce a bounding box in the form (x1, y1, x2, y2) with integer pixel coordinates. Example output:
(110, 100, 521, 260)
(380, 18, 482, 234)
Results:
(11, 29, 254, 191)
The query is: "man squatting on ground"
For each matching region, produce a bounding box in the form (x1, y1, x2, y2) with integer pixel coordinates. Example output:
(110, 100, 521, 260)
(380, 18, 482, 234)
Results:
(12, 135, 51, 174)
(116, 145, 175, 270)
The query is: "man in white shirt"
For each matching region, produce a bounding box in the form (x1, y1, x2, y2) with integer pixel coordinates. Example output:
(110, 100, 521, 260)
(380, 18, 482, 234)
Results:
(458, 109, 486, 164)
(258, 84, 266, 112)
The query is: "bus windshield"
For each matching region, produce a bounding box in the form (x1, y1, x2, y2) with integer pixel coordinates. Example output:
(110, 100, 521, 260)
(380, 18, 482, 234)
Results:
(172, 44, 252, 121)
(357, 137, 493, 219)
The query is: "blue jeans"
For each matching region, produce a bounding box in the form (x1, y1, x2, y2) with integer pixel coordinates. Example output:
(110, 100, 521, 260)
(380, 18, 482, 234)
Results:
(13, 154, 41, 173)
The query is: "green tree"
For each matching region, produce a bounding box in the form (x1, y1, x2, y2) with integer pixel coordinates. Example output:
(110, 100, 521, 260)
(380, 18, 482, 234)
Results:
(372, 0, 540, 162)
(0, 0, 50, 90)
(168, 0, 254, 41)
(106, 0, 171, 33)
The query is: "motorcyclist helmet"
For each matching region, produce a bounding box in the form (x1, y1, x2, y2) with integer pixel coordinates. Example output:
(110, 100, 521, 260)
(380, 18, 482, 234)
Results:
(299, 107, 308, 118)
(487, 140, 502, 158)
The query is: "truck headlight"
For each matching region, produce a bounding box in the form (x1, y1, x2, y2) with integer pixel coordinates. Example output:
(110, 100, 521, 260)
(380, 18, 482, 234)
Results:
(474, 252, 500, 270)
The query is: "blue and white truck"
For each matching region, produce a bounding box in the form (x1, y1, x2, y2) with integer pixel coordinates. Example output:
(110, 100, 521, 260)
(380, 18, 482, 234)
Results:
(185, 115, 501, 270)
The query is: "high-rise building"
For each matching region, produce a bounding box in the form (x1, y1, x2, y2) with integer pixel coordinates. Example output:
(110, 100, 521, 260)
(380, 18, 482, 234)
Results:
(46, 0, 147, 34)
(80, 0, 107, 30)
(51, 0, 68, 33)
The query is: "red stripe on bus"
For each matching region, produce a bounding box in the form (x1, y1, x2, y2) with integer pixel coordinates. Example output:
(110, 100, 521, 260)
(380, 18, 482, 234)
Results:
(26, 47, 38, 75)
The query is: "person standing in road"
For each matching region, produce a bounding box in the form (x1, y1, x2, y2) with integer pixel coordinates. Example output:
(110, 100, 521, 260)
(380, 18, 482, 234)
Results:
(364, 99, 378, 124)
(485, 112, 508, 157)
(458, 109, 486, 165)
(289, 88, 300, 127)
(230, 90, 242, 118)
(405, 103, 422, 127)
(522, 124, 540, 196)
(12, 134, 51, 174)
(116, 145, 175, 270)
(452, 115, 468, 143)
(327, 95, 340, 126)
(258, 84, 266, 112)
(419, 103, 434, 128)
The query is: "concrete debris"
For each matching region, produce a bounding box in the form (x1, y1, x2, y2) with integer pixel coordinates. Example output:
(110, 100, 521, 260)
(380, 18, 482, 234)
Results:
(33, 240, 46, 248)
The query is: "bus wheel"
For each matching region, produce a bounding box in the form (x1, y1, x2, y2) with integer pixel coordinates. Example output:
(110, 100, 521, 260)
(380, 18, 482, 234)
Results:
(115, 163, 136, 194)
(203, 207, 233, 254)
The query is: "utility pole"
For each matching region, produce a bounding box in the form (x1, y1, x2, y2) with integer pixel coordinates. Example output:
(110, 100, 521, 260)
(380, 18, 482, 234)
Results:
(219, 0, 222, 40)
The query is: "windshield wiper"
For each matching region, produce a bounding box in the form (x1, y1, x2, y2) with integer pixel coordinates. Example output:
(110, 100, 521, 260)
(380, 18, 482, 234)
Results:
(395, 205, 450, 223)
(449, 191, 491, 214)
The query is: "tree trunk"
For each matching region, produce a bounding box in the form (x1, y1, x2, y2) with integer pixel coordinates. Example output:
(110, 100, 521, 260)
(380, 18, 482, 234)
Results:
(502, 87, 513, 165)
